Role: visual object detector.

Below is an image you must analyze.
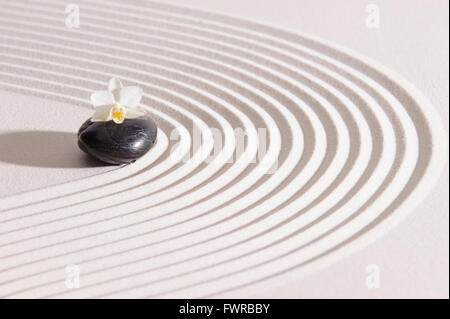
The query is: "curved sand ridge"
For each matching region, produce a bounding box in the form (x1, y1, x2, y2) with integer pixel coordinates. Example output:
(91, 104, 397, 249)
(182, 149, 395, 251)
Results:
(0, 0, 447, 298)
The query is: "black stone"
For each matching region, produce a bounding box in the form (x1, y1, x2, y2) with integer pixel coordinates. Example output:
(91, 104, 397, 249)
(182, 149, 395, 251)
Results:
(78, 115, 157, 165)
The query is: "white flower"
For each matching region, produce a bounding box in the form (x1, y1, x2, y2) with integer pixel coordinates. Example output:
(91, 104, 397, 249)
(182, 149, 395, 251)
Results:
(90, 78, 146, 124)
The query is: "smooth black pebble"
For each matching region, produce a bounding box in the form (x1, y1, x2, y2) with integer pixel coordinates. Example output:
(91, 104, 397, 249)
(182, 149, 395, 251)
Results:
(78, 115, 157, 165)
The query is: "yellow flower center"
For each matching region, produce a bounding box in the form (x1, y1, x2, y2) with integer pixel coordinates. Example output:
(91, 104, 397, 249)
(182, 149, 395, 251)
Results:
(112, 104, 127, 124)
(113, 110, 124, 120)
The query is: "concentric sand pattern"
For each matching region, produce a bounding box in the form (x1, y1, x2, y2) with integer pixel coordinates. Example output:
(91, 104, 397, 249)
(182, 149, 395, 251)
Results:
(0, 0, 446, 298)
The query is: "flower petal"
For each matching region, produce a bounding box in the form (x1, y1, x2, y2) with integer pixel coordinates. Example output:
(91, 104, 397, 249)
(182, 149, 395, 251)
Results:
(112, 116, 125, 124)
(125, 108, 146, 119)
(108, 78, 123, 92)
(117, 86, 143, 108)
(91, 105, 113, 122)
(90, 90, 114, 107)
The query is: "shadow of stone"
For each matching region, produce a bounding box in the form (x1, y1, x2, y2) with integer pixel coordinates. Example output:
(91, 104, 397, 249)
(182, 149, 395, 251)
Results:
(0, 130, 108, 168)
